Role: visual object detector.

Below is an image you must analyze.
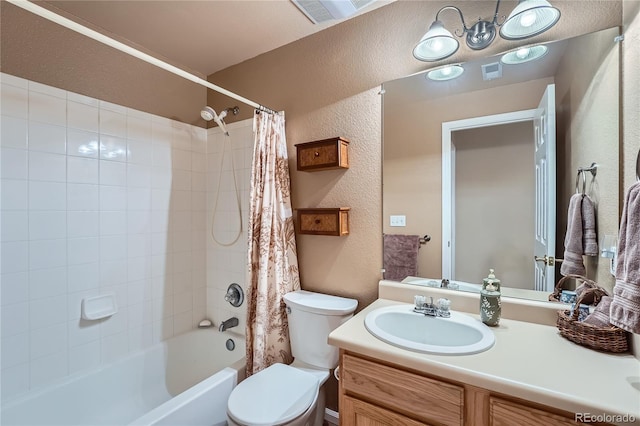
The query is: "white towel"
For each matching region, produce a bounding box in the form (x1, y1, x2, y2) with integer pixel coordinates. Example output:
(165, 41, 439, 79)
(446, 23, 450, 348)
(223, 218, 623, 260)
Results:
(610, 182, 640, 334)
(560, 193, 598, 276)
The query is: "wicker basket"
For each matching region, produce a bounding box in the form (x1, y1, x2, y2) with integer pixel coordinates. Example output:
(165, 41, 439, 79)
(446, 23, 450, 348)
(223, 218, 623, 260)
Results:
(552, 275, 629, 353)
(556, 308, 629, 353)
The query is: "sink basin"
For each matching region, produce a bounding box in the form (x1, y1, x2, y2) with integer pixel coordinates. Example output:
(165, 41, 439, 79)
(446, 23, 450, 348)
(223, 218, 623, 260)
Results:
(364, 305, 495, 355)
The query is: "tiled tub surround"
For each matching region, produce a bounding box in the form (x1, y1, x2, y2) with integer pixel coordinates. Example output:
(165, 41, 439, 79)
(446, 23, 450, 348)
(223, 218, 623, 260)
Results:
(0, 73, 214, 400)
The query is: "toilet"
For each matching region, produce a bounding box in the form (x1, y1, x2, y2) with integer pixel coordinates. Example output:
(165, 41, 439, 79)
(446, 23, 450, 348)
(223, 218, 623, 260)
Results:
(227, 290, 358, 426)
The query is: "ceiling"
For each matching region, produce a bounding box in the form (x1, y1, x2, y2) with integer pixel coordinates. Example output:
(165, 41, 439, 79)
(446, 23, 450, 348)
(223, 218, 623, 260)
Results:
(42, 0, 394, 77)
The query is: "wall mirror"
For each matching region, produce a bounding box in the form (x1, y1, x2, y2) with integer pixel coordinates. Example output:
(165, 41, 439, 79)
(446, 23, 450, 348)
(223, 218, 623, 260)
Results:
(382, 26, 620, 301)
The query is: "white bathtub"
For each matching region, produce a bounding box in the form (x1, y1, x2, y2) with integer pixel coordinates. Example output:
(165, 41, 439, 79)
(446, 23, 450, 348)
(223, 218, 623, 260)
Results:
(1, 329, 246, 426)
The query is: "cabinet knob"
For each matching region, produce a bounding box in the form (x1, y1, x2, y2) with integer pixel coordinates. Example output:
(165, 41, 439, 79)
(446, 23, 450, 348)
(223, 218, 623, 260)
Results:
(315, 219, 321, 224)
(314, 151, 320, 157)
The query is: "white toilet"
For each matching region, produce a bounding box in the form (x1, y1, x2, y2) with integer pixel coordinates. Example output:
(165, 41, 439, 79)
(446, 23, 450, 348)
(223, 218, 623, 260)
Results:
(227, 290, 358, 426)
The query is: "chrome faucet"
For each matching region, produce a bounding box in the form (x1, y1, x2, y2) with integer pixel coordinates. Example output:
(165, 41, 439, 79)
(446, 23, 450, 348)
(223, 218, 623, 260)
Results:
(414, 296, 451, 318)
(219, 317, 239, 332)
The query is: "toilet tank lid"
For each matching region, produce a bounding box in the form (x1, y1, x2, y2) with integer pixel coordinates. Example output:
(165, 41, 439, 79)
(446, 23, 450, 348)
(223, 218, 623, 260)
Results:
(283, 290, 358, 315)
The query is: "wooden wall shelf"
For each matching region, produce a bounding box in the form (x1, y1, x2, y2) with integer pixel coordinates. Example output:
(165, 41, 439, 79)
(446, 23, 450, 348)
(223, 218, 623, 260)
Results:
(295, 137, 349, 171)
(297, 208, 350, 236)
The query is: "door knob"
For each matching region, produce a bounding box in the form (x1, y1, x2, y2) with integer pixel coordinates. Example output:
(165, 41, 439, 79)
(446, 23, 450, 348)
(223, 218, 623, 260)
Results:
(534, 255, 555, 266)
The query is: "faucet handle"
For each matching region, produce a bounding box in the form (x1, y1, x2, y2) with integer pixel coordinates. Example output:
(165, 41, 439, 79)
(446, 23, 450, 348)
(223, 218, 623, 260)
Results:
(224, 283, 244, 307)
(436, 298, 451, 318)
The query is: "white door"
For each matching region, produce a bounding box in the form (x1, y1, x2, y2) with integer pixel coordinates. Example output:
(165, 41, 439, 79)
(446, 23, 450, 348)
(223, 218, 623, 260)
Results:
(533, 84, 556, 292)
(442, 109, 537, 281)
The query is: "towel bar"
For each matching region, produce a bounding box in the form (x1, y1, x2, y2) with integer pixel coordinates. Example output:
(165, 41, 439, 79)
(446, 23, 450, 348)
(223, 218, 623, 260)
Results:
(575, 162, 598, 194)
(382, 233, 431, 246)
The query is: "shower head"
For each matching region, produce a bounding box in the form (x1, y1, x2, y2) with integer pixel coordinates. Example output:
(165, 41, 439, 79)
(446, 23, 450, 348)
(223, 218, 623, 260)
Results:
(200, 106, 217, 122)
(200, 106, 229, 136)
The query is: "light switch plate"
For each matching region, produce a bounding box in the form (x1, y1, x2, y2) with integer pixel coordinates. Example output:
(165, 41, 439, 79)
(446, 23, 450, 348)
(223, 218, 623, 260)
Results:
(390, 215, 406, 227)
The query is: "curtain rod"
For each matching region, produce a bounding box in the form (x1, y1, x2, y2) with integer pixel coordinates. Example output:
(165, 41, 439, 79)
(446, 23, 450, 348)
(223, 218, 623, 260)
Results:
(7, 0, 278, 115)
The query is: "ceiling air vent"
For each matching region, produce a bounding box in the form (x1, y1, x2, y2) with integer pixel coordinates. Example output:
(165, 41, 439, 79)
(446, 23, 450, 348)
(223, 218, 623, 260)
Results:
(481, 62, 503, 81)
(292, 0, 376, 24)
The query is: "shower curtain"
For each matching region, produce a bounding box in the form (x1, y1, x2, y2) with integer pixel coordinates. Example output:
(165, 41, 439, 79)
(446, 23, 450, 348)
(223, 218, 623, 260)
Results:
(246, 110, 300, 376)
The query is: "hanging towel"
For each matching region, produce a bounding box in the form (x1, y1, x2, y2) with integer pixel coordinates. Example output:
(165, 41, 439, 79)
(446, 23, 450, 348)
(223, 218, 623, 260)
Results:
(560, 193, 598, 276)
(383, 234, 420, 281)
(582, 195, 598, 256)
(610, 182, 640, 334)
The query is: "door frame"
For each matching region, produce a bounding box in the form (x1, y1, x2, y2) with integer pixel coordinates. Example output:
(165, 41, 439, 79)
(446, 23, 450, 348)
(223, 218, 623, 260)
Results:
(441, 109, 537, 280)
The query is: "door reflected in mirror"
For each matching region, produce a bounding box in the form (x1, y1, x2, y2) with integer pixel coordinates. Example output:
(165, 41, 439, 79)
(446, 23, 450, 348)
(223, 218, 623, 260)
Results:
(382, 27, 620, 300)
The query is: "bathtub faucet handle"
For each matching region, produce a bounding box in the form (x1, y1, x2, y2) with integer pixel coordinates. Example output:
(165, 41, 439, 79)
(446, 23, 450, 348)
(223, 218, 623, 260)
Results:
(224, 283, 244, 307)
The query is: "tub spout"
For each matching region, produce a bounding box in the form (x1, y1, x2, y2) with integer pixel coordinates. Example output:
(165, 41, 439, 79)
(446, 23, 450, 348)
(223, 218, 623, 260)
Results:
(219, 317, 239, 332)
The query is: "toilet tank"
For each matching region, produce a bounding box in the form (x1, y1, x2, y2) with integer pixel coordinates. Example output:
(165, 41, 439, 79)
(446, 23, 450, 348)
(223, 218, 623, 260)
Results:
(283, 290, 358, 369)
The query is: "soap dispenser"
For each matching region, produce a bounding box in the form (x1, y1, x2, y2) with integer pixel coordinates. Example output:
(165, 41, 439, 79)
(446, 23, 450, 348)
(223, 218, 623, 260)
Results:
(480, 269, 501, 326)
(482, 268, 501, 292)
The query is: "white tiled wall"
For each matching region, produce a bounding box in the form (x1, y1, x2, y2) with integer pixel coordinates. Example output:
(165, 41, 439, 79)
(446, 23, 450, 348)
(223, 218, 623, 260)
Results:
(205, 121, 253, 335)
(0, 73, 208, 400)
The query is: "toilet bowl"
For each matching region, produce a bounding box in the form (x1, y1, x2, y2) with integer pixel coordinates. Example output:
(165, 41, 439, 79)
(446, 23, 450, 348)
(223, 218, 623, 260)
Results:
(226, 363, 328, 426)
(227, 290, 357, 426)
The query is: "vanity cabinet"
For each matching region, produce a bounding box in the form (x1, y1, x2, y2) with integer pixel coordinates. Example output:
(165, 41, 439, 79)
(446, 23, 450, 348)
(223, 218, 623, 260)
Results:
(339, 351, 609, 426)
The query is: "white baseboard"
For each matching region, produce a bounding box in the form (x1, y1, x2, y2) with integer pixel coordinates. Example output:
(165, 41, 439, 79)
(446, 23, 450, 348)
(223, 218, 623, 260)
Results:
(324, 408, 339, 425)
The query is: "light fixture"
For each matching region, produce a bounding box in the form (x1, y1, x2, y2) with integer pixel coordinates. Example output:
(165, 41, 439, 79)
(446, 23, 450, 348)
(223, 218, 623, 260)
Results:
(500, 44, 548, 64)
(413, 0, 560, 62)
(427, 64, 465, 81)
(413, 20, 459, 62)
(500, 0, 561, 40)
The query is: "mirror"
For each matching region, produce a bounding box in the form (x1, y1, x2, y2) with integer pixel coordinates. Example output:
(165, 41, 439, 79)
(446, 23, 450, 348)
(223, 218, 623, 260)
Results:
(382, 27, 620, 301)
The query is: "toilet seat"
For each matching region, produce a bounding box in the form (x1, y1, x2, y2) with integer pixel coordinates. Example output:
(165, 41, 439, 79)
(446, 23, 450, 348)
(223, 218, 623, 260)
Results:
(227, 363, 319, 426)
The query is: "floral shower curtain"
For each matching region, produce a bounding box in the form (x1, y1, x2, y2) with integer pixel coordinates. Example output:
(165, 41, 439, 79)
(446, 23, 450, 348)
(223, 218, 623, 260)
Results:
(246, 110, 300, 376)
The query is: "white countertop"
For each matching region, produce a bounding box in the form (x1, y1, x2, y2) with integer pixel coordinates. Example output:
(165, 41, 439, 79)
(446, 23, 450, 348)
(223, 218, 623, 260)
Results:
(329, 298, 640, 425)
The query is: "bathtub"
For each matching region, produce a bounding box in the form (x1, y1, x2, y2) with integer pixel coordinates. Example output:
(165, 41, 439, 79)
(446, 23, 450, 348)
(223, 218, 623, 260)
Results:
(1, 329, 246, 426)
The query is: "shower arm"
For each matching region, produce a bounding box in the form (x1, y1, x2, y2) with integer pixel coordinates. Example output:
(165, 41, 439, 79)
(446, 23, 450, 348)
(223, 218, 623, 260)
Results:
(7, 0, 279, 115)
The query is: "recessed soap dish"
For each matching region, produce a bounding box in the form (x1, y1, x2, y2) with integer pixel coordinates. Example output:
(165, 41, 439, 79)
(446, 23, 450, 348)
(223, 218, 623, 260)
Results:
(81, 294, 118, 320)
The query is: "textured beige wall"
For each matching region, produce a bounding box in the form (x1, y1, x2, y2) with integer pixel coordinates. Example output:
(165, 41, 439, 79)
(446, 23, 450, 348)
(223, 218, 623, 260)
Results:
(554, 27, 620, 294)
(0, 1, 207, 127)
(383, 78, 552, 279)
(454, 122, 534, 289)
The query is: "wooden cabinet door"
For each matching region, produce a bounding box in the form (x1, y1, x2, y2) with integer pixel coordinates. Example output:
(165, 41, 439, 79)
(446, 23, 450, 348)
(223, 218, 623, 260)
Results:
(341, 354, 463, 425)
(341, 395, 430, 426)
(490, 397, 579, 426)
